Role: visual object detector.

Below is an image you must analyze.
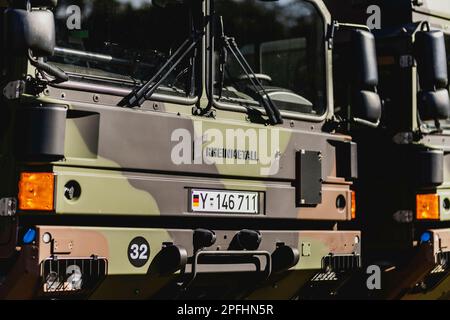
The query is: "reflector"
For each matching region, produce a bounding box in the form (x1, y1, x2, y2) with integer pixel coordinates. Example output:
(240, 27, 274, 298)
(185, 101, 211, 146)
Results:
(18, 172, 54, 211)
(351, 191, 356, 219)
(416, 194, 440, 220)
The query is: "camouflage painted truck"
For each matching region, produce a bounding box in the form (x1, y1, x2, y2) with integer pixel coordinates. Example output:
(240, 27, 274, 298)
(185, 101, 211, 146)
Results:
(325, 0, 450, 299)
(0, 0, 380, 299)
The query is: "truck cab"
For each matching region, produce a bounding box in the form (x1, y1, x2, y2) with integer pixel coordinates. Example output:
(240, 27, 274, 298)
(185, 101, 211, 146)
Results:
(326, 0, 450, 299)
(0, 0, 378, 299)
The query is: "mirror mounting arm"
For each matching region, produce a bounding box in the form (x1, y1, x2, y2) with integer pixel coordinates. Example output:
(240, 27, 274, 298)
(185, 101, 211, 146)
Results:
(27, 50, 69, 84)
(419, 21, 430, 32)
(328, 20, 371, 50)
(353, 117, 380, 128)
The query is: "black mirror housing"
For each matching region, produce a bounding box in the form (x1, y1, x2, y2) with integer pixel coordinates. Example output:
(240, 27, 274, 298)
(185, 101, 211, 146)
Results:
(346, 28, 382, 126)
(353, 90, 382, 124)
(415, 30, 448, 90)
(5, 8, 55, 57)
(418, 89, 450, 121)
(415, 30, 450, 121)
(351, 29, 379, 88)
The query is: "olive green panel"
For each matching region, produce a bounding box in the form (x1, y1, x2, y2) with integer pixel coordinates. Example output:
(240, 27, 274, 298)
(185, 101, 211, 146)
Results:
(54, 166, 160, 215)
(438, 190, 450, 221)
(65, 116, 99, 159)
(195, 120, 292, 180)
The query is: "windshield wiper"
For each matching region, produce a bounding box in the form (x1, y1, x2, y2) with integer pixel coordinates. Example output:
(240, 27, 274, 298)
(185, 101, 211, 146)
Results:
(54, 47, 158, 70)
(217, 18, 283, 125)
(119, 30, 203, 108)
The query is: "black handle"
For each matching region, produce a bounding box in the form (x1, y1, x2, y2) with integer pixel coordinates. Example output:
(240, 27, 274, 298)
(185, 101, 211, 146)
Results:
(183, 250, 272, 289)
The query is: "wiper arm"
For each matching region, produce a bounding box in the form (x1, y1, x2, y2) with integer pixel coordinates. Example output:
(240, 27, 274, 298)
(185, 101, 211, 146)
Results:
(54, 47, 158, 70)
(120, 31, 203, 108)
(217, 17, 227, 100)
(218, 33, 283, 125)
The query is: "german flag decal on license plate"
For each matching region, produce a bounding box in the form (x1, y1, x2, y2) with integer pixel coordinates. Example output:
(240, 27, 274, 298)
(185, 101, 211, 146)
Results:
(193, 194, 200, 207)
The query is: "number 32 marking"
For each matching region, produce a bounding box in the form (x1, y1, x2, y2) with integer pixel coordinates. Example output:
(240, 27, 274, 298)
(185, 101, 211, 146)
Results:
(127, 237, 150, 267)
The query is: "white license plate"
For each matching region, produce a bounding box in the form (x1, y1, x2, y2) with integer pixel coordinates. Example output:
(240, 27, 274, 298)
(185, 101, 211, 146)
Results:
(190, 189, 260, 214)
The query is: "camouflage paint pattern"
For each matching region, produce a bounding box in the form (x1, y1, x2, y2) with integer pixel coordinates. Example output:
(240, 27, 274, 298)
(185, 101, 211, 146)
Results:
(0, 0, 361, 299)
(0, 226, 360, 299)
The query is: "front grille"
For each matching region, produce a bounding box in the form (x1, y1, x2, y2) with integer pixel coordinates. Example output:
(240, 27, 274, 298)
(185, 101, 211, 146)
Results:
(436, 251, 450, 270)
(322, 254, 361, 273)
(41, 256, 107, 295)
(410, 251, 450, 293)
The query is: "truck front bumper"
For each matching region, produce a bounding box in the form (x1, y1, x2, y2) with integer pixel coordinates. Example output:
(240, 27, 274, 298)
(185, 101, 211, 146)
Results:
(0, 226, 361, 299)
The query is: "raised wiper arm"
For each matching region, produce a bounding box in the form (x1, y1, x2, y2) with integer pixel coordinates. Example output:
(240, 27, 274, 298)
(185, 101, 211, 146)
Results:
(221, 36, 283, 125)
(120, 31, 203, 108)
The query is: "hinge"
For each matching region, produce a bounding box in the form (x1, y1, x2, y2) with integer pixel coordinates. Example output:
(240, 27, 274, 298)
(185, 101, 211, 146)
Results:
(327, 20, 339, 50)
(0, 198, 17, 217)
(3, 80, 26, 100)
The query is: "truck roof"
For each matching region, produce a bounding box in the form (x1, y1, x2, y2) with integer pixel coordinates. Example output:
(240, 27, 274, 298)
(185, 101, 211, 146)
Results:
(325, 0, 450, 29)
(414, 0, 450, 20)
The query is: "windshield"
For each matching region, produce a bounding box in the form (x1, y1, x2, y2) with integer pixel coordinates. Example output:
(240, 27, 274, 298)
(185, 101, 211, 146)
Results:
(213, 0, 326, 116)
(48, 0, 200, 97)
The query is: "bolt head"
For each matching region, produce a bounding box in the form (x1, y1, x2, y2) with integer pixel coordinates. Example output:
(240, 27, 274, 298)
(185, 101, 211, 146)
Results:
(42, 233, 52, 244)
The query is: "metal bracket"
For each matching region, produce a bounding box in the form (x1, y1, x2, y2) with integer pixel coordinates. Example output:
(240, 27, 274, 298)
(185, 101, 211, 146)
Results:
(0, 198, 17, 216)
(52, 238, 75, 254)
(302, 242, 312, 257)
(295, 150, 323, 206)
(3, 80, 26, 100)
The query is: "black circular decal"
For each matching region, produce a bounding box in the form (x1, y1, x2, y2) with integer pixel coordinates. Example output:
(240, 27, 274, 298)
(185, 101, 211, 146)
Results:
(127, 237, 150, 268)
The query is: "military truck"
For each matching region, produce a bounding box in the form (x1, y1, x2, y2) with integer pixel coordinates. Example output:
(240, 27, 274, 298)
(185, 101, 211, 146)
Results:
(325, 0, 450, 299)
(0, 0, 379, 299)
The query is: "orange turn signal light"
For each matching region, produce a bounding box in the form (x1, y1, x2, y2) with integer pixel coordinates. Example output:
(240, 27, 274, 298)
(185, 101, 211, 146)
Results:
(416, 194, 439, 220)
(351, 191, 356, 219)
(18, 172, 54, 211)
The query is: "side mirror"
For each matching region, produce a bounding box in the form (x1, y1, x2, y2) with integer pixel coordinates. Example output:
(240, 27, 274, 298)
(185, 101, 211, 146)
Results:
(415, 30, 448, 90)
(352, 90, 382, 124)
(5, 8, 55, 57)
(350, 29, 382, 126)
(415, 30, 450, 121)
(351, 29, 379, 88)
(418, 89, 450, 120)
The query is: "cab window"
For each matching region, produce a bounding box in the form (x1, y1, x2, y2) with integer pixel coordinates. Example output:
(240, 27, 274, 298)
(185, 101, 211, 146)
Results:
(213, 0, 326, 116)
(48, 0, 201, 98)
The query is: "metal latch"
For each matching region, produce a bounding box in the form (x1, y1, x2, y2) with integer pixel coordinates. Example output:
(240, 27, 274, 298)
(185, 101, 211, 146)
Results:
(0, 198, 17, 216)
(3, 80, 26, 100)
(302, 242, 312, 257)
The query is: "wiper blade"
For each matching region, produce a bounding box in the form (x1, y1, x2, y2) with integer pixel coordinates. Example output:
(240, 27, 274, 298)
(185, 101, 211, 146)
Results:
(119, 31, 203, 108)
(54, 47, 156, 69)
(219, 34, 283, 125)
